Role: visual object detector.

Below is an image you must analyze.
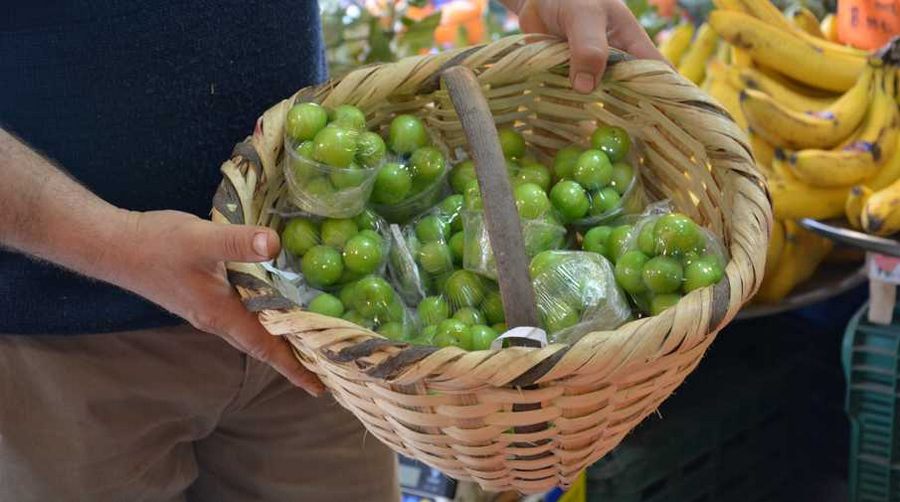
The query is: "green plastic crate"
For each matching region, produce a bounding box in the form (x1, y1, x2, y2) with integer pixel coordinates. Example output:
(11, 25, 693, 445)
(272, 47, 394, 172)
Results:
(843, 302, 900, 502)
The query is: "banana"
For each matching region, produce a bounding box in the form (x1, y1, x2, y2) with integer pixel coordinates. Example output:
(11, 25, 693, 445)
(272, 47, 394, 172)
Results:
(772, 150, 800, 181)
(863, 177, 900, 235)
(749, 129, 775, 168)
(659, 23, 695, 67)
(794, 227, 834, 284)
(788, 7, 825, 39)
(709, 11, 866, 92)
(769, 178, 848, 220)
(764, 219, 785, 277)
(756, 220, 800, 303)
(733, 67, 834, 112)
(734, 0, 870, 60)
(706, 61, 748, 130)
(738, 65, 873, 149)
(785, 70, 899, 188)
(846, 185, 873, 228)
(867, 135, 900, 190)
(678, 23, 719, 84)
(820, 14, 840, 43)
(731, 47, 753, 68)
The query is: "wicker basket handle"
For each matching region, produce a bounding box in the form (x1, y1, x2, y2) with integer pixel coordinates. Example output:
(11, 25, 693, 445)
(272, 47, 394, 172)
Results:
(441, 66, 541, 336)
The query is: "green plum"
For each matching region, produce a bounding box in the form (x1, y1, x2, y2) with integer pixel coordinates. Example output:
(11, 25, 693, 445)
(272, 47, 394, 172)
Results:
(286, 102, 328, 142)
(371, 162, 412, 204)
(590, 187, 621, 215)
(470, 325, 499, 351)
(683, 255, 725, 292)
(591, 125, 631, 163)
(417, 241, 453, 275)
(481, 291, 505, 324)
(342, 234, 383, 274)
(415, 215, 449, 243)
(418, 296, 450, 325)
(356, 131, 386, 167)
(320, 218, 358, 249)
(582, 226, 612, 256)
(353, 275, 395, 318)
(615, 250, 649, 294)
(410, 146, 446, 184)
(573, 149, 613, 190)
(453, 307, 485, 326)
(308, 293, 344, 318)
(654, 213, 703, 256)
(552, 145, 583, 180)
(550, 180, 590, 222)
(514, 183, 551, 219)
(650, 293, 682, 315)
(389, 114, 429, 154)
(449, 231, 465, 264)
(313, 125, 358, 168)
(499, 128, 526, 160)
(610, 162, 635, 194)
(301, 245, 344, 287)
(642, 256, 684, 294)
(443, 270, 484, 308)
(282, 218, 319, 257)
(331, 104, 367, 131)
(450, 160, 477, 194)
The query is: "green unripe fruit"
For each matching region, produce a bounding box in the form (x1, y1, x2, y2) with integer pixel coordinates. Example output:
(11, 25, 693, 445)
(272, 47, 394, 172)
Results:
(301, 245, 344, 287)
(499, 128, 526, 160)
(389, 114, 429, 154)
(450, 160, 477, 194)
(615, 250, 649, 294)
(331, 104, 367, 131)
(552, 145, 583, 180)
(356, 131, 386, 167)
(582, 226, 613, 257)
(453, 307, 485, 326)
(286, 103, 328, 142)
(320, 218, 358, 249)
(372, 162, 412, 204)
(308, 293, 344, 318)
(550, 180, 590, 221)
(591, 125, 631, 163)
(417, 242, 453, 275)
(610, 162, 635, 194)
(573, 149, 613, 190)
(418, 296, 451, 325)
(282, 218, 319, 257)
(642, 256, 684, 294)
(342, 234, 383, 274)
(313, 126, 358, 168)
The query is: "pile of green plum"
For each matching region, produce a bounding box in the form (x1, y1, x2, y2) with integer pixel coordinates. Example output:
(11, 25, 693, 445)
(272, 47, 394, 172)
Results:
(411, 270, 508, 350)
(581, 212, 726, 316)
(369, 115, 448, 222)
(549, 125, 636, 223)
(282, 211, 387, 289)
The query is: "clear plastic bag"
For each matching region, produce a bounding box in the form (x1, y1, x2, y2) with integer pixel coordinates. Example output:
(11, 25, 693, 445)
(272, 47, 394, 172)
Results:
(530, 251, 632, 345)
(581, 201, 728, 316)
(386, 196, 465, 304)
(277, 210, 391, 290)
(462, 210, 568, 280)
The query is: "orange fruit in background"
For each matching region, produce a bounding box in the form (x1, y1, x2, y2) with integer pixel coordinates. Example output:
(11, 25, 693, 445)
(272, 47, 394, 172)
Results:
(434, 0, 487, 46)
(649, 0, 678, 18)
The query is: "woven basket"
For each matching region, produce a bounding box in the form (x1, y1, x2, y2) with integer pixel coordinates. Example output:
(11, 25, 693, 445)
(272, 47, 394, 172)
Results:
(212, 35, 770, 493)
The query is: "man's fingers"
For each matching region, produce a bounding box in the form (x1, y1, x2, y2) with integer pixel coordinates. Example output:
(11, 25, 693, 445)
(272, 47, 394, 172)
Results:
(216, 301, 325, 396)
(198, 222, 280, 263)
(564, 9, 609, 93)
(608, 2, 666, 63)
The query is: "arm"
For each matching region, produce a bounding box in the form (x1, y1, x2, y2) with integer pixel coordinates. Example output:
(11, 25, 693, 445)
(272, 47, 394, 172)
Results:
(0, 128, 323, 395)
(498, 0, 664, 93)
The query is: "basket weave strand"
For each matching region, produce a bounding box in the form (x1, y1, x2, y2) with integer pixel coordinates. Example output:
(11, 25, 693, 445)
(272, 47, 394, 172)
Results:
(211, 35, 771, 493)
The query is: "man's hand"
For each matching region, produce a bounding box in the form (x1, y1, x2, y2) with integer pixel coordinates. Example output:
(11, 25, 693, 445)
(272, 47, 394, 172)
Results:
(115, 210, 325, 395)
(0, 128, 323, 396)
(501, 0, 665, 93)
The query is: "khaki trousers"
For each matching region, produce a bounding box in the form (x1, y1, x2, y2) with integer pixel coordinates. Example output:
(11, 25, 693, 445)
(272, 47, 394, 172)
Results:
(0, 325, 399, 502)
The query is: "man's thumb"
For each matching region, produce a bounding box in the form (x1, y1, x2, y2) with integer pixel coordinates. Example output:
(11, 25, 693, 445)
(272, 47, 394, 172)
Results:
(206, 223, 280, 263)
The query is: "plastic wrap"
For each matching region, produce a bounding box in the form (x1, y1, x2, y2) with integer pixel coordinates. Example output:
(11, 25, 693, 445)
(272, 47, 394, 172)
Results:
(369, 115, 450, 223)
(386, 196, 465, 304)
(408, 270, 504, 350)
(582, 202, 728, 316)
(282, 102, 385, 218)
(336, 275, 419, 340)
(461, 210, 567, 280)
(278, 211, 391, 290)
(547, 125, 646, 226)
(530, 251, 632, 344)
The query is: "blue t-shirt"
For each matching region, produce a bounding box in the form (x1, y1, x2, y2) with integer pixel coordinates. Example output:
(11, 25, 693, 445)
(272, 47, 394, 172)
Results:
(0, 2, 327, 334)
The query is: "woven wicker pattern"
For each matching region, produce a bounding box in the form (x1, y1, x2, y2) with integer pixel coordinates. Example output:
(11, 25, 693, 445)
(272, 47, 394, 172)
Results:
(211, 35, 770, 493)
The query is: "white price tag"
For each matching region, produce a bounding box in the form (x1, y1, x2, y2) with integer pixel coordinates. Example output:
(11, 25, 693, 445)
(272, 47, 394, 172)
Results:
(490, 326, 548, 350)
(868, 253, 900, 285)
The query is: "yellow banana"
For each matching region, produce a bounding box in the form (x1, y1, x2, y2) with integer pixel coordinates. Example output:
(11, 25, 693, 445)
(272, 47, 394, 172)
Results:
(731, 47, 753, 68)
(733, 67, 834, 112)
(735, 0, 870, 59)
(867, 135, 900, 190)
(769, 177, 848, 220)
(749, 129, 775, 168)
(772, 151, 800, 181)
(846, 185, 873, 229)
(678, 23, 719, 84)
(706, 62, 748, 130)
(820, 14, 839, 43)
(709, 11, 866, 92)
(756, 220, 800, 303)
(659, 23, 695, 67)
(788, 7, 825, 39)
(863, 178, 900, 235)
(794, 227, 834, 284)
(738, 65, 874, 149)
(785, 70, 899, 188)
(764, 219, 785, 277)
(715, 40, 730, 64)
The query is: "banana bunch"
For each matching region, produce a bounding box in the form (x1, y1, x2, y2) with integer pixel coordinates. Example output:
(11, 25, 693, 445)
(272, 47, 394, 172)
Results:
(701, 0, 900, 303)
(657, 21, 723, 86)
